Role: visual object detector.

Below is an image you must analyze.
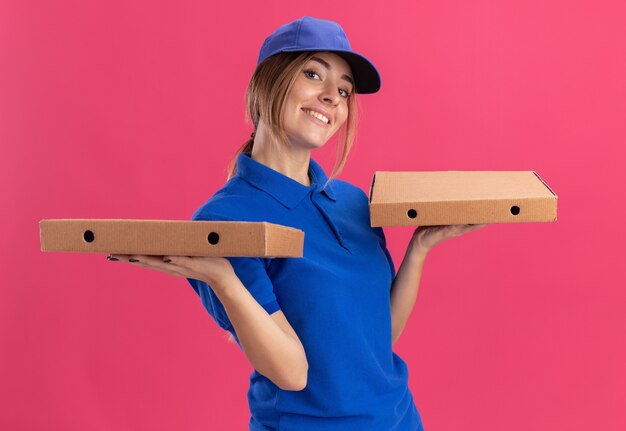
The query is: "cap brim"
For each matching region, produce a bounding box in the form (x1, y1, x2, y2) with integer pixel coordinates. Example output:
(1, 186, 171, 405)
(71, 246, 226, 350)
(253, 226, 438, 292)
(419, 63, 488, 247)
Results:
(281, 48, 381, 94)
(331, 50, 381, 94)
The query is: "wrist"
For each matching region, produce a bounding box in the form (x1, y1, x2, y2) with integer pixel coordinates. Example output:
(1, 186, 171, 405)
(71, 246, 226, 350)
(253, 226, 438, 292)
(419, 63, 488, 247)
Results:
(199, 258, 236, 289)
(408, 239, 430, 260)
(202, 275, 228, 291)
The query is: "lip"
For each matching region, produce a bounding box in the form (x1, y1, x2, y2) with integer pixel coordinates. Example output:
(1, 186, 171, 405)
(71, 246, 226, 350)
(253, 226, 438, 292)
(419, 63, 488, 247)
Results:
(301, 107, 333, 126)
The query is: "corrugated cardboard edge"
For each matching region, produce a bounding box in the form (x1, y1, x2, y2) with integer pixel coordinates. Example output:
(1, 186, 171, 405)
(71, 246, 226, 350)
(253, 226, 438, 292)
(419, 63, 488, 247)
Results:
(532, 171, 558, 198)
(263, 221, 269, 255)
(532, 171, 558, 221)
(368, 172, 378, 204)
(39, 220, 44, 252)
(263, 222, 305, 258)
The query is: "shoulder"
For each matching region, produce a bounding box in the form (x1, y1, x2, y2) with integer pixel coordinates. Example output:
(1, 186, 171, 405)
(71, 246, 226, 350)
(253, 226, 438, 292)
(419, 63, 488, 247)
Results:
(329, 178, 368, 199)
(327, 178, 370, 208)
(191, 177, 278, 222)
(324, 179, 372, 228)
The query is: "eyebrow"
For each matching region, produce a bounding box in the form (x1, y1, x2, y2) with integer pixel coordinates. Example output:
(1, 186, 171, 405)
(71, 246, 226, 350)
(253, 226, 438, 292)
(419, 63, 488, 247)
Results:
(310, 56, 354, 88)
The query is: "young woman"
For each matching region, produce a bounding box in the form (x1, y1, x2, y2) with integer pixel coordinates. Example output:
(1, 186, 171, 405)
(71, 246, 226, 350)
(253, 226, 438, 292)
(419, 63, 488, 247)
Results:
(110, 16, 486, 431)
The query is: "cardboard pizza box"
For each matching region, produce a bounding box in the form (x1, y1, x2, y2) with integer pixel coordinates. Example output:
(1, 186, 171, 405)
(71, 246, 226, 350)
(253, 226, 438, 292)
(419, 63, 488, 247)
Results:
(39, 219, 304, 257)
(369, 171, 557, 227)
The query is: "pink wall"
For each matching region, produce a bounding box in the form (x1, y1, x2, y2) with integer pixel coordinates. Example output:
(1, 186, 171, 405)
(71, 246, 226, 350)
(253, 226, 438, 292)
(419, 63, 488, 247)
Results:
(2, 1, 625, 430)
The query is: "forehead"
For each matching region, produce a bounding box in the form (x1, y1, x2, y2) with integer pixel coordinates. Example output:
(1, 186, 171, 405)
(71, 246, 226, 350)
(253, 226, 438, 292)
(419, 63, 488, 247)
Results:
(307, 51, 352, 76)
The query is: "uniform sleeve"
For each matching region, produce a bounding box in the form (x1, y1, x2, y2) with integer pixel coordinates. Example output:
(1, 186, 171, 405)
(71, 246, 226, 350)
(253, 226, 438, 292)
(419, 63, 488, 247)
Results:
(373, 226, 397, 282)
(186, 208, 282, 345)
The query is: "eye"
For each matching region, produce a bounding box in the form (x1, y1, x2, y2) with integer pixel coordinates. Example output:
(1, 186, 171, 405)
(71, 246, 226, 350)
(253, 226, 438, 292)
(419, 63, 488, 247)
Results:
(303, 69, 320, 80)
(304, 69, 352, 99)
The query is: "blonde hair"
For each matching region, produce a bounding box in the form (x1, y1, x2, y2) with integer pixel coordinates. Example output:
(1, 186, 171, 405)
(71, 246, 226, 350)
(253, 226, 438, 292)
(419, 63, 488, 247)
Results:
(223, 52, 359, 345)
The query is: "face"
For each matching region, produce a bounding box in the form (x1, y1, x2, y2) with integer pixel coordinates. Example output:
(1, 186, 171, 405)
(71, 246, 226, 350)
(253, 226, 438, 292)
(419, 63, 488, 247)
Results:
(281, 51, 354, 150)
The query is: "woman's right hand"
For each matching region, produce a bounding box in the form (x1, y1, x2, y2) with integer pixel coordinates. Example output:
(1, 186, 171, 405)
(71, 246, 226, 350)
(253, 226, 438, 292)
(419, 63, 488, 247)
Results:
(107, 254, 236, 288)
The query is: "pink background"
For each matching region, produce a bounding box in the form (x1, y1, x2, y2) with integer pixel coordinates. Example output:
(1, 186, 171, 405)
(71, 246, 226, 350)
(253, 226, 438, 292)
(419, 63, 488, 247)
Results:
(2, 1, 625, 430)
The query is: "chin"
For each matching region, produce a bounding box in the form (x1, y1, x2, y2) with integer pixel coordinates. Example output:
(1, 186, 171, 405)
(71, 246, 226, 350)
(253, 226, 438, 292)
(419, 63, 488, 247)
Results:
(290, 134, 330, 150)
(305, 138, 329, 150)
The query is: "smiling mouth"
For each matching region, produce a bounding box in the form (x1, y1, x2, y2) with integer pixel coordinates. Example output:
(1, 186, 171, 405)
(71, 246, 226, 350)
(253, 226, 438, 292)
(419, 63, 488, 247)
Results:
(302, 108, 330, 125)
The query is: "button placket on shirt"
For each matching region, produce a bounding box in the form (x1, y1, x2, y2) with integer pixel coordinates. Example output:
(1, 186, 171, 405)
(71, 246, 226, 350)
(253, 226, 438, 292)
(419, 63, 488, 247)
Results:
(310, 190, 353, 254)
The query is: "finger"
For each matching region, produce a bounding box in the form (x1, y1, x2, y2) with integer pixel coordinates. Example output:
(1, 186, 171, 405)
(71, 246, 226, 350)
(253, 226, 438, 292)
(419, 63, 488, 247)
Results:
(162, 255, 209, 277)
(127, 254, 176, 268)
(161, 255, 202, 271)
(162, 255, 189, 266)
(446, 224, 479, 237)
(109, 254, 129, 262)
(127, 255, 190, 277)
(467, 223, 488, 229)
(109, 254, 171, 272)
(164, 255, 232, 282)
(459, 224, 488, 233)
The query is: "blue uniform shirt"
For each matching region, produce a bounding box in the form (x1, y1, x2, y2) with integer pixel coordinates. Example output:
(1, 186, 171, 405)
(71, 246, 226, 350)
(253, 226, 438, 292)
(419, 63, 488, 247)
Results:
(187, 152, 424, 431)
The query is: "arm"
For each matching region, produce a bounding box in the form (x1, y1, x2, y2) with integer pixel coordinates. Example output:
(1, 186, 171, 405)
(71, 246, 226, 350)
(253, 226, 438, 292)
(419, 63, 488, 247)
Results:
(211, 272, 309, 391)
(389, 242, 429, 346)
(111, 253, 309, 391)
(389, 223, 488, 345)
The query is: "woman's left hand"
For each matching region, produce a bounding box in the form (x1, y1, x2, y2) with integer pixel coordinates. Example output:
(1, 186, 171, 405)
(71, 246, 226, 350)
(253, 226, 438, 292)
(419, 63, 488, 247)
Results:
(410, 224, 488, 254)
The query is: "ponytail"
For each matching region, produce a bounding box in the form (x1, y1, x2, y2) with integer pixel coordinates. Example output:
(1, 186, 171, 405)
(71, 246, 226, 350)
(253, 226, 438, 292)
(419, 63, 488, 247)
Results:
(226, 132, 255, 181)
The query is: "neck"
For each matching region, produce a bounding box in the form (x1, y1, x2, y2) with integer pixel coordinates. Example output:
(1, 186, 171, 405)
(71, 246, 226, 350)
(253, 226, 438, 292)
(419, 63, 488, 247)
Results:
(250, 125, 312, 187)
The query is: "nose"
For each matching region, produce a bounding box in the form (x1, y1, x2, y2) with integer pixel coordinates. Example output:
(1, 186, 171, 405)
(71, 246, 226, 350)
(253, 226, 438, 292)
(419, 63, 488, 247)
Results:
(318, 82, 341, 105)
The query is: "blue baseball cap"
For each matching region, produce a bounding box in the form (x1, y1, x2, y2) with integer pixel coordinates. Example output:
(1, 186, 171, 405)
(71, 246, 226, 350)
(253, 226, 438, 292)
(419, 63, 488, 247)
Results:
(257, 16, 381, 94)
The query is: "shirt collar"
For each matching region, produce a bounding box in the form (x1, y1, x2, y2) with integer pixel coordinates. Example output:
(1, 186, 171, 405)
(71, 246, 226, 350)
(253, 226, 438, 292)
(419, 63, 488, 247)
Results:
(235, 152, 336, 209)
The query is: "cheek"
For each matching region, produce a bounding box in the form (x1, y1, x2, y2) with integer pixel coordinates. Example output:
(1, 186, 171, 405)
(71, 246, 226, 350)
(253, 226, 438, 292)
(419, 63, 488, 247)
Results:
(287, 81, 312, 105)
(335, 106, 349, 127)
(283, 99, 302, 125)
